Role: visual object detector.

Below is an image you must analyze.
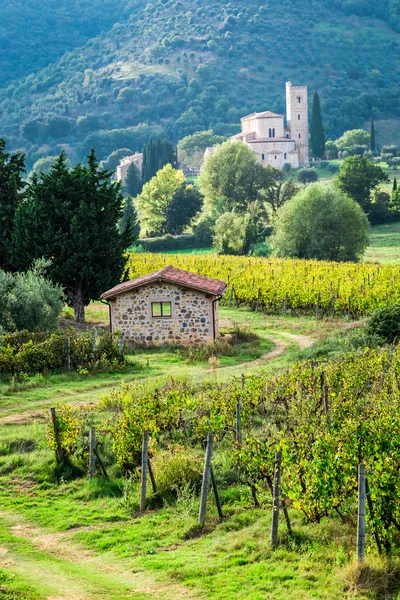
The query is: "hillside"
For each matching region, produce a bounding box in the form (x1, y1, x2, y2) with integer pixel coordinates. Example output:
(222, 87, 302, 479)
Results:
(1, 0, 400, 166)
(0, 0, 144, 87)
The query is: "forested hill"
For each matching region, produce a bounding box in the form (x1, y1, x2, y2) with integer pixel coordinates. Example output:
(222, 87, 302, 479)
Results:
(2, 0, 400, 167)
(0, 0, 145, 86)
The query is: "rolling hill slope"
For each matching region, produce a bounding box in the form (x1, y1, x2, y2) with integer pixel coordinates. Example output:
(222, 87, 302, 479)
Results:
(1, 0, 400, 166)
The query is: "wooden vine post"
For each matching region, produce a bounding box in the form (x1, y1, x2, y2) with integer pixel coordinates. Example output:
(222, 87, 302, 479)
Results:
(199, 433, 213, 526)
(255, 288, 261, 312)
(89, 426, 96, 480)
(50, 407, 64, 466)
(210, 466, 223, 520)
(140, 430, 149, 512)
(229, 285, 235, 308)
(271, 451, 282, 549)
(357, 463, 366, 562)
(316, 292, 321, 320)
(66, 336, 71, 370)
(147, 458, 157, 494)
(119, 331, 126, 355)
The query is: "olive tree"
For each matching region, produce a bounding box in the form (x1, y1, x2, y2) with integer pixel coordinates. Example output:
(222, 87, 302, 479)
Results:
(271, 184, 370, 262)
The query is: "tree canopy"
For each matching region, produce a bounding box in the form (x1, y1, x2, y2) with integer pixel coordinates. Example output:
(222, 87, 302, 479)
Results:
(0, 139, 26, 271)
(198, 141, 277, 216)
(335, 155, 388, 211)
(271, 184, 370, 262)
(135, 165, 186, 237)
(10, 150, 131, 322)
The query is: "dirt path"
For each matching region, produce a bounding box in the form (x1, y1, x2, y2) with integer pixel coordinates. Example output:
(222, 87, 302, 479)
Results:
(0, 331, 315, 425)
(0, 511, 204, 600)
(204, 331, 314, 373)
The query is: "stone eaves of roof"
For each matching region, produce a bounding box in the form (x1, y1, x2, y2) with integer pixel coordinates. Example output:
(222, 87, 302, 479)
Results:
(100, 266, 227, 300)
(230, 132, 256, 140)
(241, 111, 283, 121)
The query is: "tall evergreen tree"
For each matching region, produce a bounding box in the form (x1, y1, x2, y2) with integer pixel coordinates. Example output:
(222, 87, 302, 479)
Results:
(370, 115, 376, 153)
(148, 137, 157, 180)
(141, 137, 177, 184)
(393, 176, 397, 192)
(124, 162, 143, 197)
(310, 92, 326, 159)
(11, 150, 131, 322)
(141, 145, 148, 183)
(0, 139, 26, 271)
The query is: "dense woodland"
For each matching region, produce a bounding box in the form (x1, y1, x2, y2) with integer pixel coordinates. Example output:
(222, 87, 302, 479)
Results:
(2, 0, 400, 167)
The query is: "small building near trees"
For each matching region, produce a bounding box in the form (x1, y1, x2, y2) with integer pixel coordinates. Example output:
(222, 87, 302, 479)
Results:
(100, 266, 227, 345)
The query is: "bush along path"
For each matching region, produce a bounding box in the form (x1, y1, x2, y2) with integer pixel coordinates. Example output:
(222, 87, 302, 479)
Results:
(0, 321, 316, 424)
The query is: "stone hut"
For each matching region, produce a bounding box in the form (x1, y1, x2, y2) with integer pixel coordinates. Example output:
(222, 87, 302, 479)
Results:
(100, 266, 227, 345)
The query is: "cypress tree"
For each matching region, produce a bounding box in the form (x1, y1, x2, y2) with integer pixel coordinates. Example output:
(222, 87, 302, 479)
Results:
(310, 92, 326, 159)
(141, 146, 148, 183)
(156, 137, 163, 171)
(393, 176, 397, 192)
(148, 137, 157, 180)
(124, 162, 143, 197)
(11, 150, 131, 322)
(370, 115, 376, 153)
(0, 139, 25, 271)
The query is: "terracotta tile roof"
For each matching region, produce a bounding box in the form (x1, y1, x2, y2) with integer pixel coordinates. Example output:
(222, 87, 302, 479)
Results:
(241, 111, 283, 121)
(100, 266, 227, 299)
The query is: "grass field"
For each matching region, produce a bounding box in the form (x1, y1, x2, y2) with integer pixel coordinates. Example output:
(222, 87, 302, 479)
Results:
(1, 307, 385, 600)
(364, 221, 400, 264)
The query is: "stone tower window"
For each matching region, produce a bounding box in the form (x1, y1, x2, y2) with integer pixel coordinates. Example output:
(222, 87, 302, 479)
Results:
(262, 153, 265, 161)
(298, 133, 301, 139)
(298, 114, 301, 120)
(268, 128, 275, 138)
(284, 153, 287, 159)
(297, 96, 301, 103)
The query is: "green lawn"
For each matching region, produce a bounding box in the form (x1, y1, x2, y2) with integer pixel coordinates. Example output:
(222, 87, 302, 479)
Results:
(364, 221, 400, 264)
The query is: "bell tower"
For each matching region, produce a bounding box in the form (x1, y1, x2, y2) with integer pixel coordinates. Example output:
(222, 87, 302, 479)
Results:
(286, 81, 309, 166)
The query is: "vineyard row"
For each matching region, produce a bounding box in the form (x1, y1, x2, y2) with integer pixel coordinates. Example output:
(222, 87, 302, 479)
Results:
(127, 253, 400, 315)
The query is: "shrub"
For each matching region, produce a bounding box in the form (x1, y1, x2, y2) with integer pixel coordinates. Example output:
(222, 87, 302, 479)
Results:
(0, 259, 64, 333)
(152, 446, 203, 496)
(250, 242, 271, 257)
(0, 330, 126, 375)
(366, 304, 400, 344)
(297, 167, 319, 184)
(213, 212, 247, 255)
(271, 184, 370, 261)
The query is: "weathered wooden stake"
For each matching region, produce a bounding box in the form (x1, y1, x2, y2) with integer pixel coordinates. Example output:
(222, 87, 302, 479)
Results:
(119, 330, 126, 355)
(255, 288, 261, 312)
(282, 498, 293, 537)
(199, 433, 213, 526)
(271, 451, 282, 549)
(50, 407, 64, 465)
(148, 458, 157, 494)
(140, 430, 149, 512)
(316, 292, 321, 320)
(89, 426, 96, 480)
(229, 285, 234, 308)
(67, 336, 71, 370)
(210, 466, 223, 520)
(347, 296, 351, 319)
(357, 463, 366, 562)
(366, 477, 382, 556)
